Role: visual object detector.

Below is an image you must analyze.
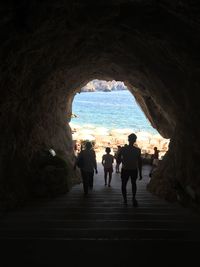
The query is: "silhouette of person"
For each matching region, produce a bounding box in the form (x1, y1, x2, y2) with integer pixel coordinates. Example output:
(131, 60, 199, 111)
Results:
(149, 147, 159, 177)
(74, 141, 80, 157)
(75, 141, 98, 195)
(102, 147, 114, 187)
(118, 133, 142, 206)
(152, 147, 159, 163)
(115, 145, 122, 173)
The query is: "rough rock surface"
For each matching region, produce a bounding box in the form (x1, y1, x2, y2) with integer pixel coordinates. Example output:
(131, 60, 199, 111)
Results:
(0, 0, 200, 209)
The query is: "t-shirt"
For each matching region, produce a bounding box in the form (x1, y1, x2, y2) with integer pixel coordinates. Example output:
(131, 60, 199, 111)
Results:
(119, 145, 141, 170)
(78, 149, 97, 172)
(102, 154, 114, 169)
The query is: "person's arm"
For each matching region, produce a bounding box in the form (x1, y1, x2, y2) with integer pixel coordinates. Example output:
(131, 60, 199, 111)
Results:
(93, 151, 98, 174)
(138, 149, 142, 180)
(102, 155, 105, 167)
(117, 148, 122, 164)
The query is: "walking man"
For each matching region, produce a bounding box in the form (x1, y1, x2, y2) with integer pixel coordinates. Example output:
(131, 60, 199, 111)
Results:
(75, 141, 98, 195)
(117, 133, 142, 206)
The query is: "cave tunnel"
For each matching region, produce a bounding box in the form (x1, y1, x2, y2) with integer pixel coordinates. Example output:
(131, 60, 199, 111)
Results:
(1, 0, 200, 211)
(1, 0, 200, 263)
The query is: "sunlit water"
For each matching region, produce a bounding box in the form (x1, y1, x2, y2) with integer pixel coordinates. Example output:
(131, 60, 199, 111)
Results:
(71, 90, 158, 134)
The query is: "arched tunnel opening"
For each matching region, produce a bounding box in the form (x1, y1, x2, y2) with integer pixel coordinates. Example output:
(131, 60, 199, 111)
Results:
(0, 0, 200, 213)
(70, 79, 169, 161)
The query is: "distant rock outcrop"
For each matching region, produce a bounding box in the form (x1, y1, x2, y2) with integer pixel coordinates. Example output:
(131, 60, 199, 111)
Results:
(81, 79, 127, 92)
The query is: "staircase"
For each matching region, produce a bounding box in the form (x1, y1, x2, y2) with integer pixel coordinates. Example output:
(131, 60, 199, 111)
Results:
(0, 165, 200, 265)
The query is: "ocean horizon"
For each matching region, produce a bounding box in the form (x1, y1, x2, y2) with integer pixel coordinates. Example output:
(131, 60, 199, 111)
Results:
(71, 90, 158, 134)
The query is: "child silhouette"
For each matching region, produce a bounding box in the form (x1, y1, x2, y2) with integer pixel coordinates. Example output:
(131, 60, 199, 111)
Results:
(102, 147, 114, 187)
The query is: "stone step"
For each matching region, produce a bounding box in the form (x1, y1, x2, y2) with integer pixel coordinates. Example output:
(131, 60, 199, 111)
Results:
(1, 219, 199, 229)
(1, 165, 200, 265)
(0, 228, 199, 241)
(1, 239, 199, 266)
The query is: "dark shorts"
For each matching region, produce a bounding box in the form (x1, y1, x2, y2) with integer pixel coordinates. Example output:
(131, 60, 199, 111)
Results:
(121, 169, 138, 181)
(104, 167, 113, 174)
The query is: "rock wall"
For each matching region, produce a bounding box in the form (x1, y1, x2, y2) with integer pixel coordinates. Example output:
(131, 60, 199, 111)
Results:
(0, 0, 200, 209)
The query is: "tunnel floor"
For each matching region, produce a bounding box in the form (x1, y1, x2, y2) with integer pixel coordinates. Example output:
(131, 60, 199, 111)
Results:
(0, 164, 200, 265)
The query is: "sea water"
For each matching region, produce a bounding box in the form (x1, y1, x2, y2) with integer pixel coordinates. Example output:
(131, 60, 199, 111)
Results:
(71, 90, 158, 134)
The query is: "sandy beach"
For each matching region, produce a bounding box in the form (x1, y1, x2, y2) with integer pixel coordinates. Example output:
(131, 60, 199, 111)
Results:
(70, 122, 170, 162)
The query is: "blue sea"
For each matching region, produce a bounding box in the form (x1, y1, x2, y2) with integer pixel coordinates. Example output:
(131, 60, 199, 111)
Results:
(71, 90, 158, 134)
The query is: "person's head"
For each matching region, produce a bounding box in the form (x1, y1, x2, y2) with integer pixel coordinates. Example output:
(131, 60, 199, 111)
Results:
(154, 147, 157, 151)
(105, 147, 111, 154)
(128, 133, 137, 144)
(85, 142, 92, 150)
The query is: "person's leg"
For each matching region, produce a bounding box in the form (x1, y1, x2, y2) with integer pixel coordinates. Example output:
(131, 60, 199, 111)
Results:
(116, 163, 119, 173)
(118, 163, 120, 173)
(88, 171, 94, 189)
(130, 169, 138, 206)
(121, 169, 129, 204)
(108, 170, 112, 186)
(118, 163, 121, 173)
(149, 165, 155, 177)
(81, 170, 89, 195)
(104, 170, 108, 185)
